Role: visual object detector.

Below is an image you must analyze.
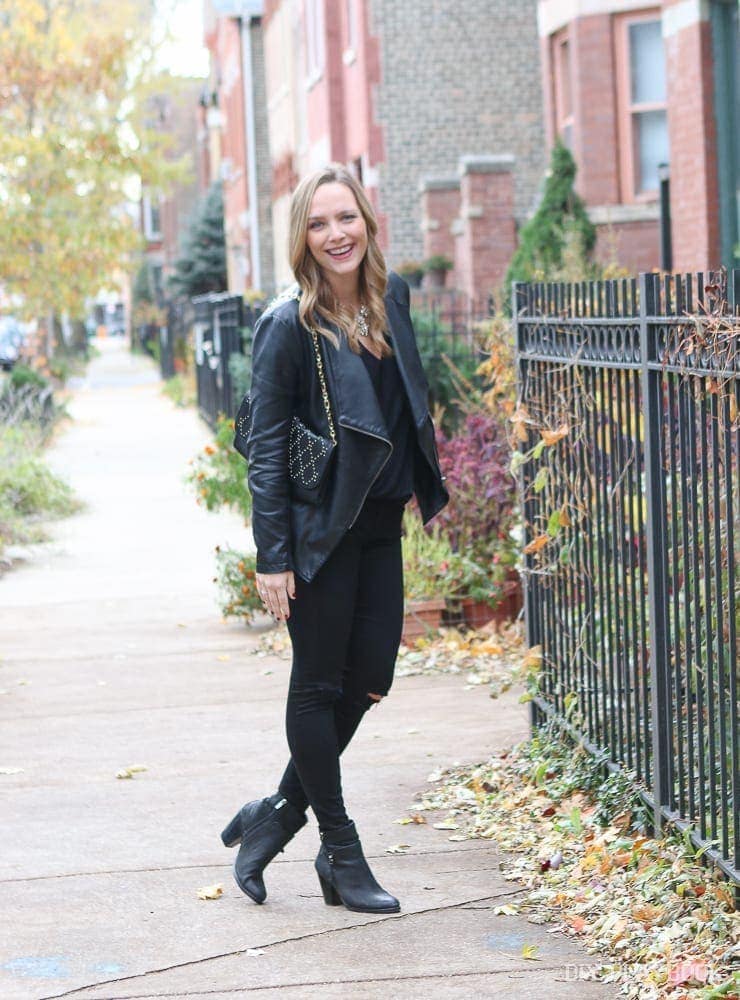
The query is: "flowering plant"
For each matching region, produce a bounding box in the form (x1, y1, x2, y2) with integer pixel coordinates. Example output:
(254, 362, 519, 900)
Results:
(213, 546, 263, 621)
(186, 416, 252, 522)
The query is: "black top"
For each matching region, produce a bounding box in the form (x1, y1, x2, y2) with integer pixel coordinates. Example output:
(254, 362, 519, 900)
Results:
(359, 337, 415, 501)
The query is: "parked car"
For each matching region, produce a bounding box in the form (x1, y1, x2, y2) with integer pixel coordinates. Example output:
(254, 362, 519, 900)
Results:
(0, 316, 25, 370)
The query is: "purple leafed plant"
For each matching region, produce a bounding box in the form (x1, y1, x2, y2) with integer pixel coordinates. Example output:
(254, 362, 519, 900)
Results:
(433, 410, 519, 572)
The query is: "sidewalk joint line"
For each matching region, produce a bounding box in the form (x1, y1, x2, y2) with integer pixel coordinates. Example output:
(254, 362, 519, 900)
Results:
(38, 891, 513, 999)
(58, 965, 575, 999)
(0, 845, 494, 884)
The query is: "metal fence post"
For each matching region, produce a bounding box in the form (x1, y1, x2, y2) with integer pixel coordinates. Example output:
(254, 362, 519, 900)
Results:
(513, 280, 540, 729)
(638, 272, 672, 830)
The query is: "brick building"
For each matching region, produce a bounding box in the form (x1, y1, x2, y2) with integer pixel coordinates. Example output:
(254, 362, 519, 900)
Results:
(205, 0, 546, 298)
(140, 77, 205, 304)
(203, 0, 274, 294)
(538, 0, 739, 273)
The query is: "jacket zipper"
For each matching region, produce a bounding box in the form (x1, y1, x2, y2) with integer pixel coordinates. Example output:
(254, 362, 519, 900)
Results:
(340, 420, 393, 530)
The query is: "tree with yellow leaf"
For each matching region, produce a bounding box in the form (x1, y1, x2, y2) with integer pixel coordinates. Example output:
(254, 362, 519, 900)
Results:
(0, 0, 186, 344)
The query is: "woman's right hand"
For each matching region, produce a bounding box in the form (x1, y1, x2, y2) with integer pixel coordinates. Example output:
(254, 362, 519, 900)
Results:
(256, 570, 296, 621)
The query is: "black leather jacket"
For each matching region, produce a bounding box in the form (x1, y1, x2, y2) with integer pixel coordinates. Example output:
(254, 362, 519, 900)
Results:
(246, 271, 449, 582)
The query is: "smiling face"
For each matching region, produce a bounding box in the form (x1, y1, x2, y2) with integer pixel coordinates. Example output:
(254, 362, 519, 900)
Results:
(305, 181, 369, 287)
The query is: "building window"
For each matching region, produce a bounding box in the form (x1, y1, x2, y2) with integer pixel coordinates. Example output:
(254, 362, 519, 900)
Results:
(348, 156, 363, 184)
(552, 29, 573, 149)
(305, 0, 325, 84)
(143, 193, 162, 240)
(617, 13, 669, 199)
(345, 0, 357, 51)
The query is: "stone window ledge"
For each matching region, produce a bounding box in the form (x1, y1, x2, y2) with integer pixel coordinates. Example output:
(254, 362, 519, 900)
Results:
(588, 202, 660, 225)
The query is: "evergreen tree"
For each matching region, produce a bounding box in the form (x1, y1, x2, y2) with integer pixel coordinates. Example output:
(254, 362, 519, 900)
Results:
(505, 141, 597, 287)
(168, 183, 228, 298)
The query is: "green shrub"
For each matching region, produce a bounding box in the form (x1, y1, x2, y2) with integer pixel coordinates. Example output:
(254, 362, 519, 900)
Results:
(162, 373, 196, 408)
(412, 311, 483, 431)
(423, 254, 453, 272)
(402, 508, 456, 599)
(505, 140, 597, 287)
(228, 351, 252, 408)
(9, 364, 48, 390)
(0, 425, 80, 553)
(186, 415, 252, 522)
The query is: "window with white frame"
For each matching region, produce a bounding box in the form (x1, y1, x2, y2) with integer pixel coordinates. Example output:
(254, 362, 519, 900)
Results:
(552, 29, 573, 149)
(345, 0, 357, 52)
(143, 193, 162, 240)
(616, 13, 669, 199)
(305, 0, 325, 83)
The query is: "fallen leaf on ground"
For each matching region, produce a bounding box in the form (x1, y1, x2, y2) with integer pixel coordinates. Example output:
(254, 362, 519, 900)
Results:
(386, 844, 410, 854)
(522, 944, 539, 960)
(196, 883, 223, 900)
(115, 764, 148, 779)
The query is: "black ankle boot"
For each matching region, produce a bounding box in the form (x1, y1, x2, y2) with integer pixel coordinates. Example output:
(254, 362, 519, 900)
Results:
(315, 820, 400, 914)
(221, 793, 307, 903)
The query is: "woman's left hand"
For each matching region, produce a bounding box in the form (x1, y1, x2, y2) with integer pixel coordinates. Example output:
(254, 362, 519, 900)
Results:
(256, 570, 295, 621)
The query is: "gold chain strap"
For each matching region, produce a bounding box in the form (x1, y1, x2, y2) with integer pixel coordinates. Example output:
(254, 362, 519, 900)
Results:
(310, 331, 336, 445)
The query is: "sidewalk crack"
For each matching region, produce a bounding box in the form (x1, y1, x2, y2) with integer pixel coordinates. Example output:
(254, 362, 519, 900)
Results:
(39, 891, 509, 999)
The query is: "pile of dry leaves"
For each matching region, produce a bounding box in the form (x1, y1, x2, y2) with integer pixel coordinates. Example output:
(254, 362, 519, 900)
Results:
(411, 734, 738, 999)
(255, 619, 528, 699)
(396, 621, 526, 696)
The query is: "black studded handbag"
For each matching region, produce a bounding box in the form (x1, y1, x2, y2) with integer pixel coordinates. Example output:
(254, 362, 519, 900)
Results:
(233, 328, 337, 503)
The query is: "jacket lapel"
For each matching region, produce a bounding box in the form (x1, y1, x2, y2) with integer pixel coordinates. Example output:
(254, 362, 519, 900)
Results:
(321, 288, 429, 439)
(323, 327, 390, 440)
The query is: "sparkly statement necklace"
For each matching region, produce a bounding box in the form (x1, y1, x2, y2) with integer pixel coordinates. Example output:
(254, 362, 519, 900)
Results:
(356, 304, 369, 338)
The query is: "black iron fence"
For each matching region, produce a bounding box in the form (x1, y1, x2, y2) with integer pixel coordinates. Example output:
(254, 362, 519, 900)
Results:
(190, 293, 263, 428)
(514, 270, 739, 886)
(184, 287, 486, 429)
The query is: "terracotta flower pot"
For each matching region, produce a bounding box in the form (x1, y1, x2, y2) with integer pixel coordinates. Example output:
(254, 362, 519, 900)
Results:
(461, 573, 523, 630)
(401, 597, 446, 645)
(425, 268, 448, 290)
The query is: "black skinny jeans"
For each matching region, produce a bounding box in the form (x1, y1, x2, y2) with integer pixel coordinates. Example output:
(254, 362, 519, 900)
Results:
(276, 497, 405, 832)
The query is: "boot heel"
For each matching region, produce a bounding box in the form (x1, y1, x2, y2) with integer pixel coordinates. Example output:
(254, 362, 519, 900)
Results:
(221, 812, 242, 848)
(317, 873, 342, 906)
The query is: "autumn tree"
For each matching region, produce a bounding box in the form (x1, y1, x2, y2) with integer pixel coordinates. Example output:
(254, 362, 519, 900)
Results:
(0, 0, 186, 348)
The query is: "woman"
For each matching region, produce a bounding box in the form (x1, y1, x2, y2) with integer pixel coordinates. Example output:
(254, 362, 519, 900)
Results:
(221, 164, 448, 914)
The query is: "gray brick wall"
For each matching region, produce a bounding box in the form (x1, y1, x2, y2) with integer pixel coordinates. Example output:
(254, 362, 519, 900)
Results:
(369, 0, 545, 267)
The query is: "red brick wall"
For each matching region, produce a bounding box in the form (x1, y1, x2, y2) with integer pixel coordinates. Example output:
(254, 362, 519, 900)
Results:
(272, 150, 298, 200)
(217, 19, 249, 289)
(456, 160, 516, 298)
(594, 219, 660, 273)
(263, 0, 281, 27)
(571, 14, 620, 204)
(420, 183, 460, 266)
(664, 11, 720, 271)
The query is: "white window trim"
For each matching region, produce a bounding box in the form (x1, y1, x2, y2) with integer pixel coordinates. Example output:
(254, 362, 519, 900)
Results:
(143, 193, 162, 241)
(305, 0, 325, 88)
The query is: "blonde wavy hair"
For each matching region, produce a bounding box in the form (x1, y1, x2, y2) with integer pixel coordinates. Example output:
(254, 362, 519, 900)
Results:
(289, 164, 391, 357)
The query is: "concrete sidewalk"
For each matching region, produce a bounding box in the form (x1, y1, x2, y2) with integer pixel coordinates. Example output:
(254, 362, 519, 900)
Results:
(0, 339, 616, 999)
